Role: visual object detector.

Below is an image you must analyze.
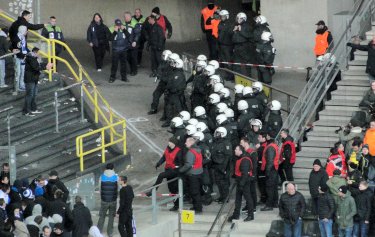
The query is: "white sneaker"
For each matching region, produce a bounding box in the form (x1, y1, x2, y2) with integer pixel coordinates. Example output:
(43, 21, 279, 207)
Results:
(24, 113, 36, 117)
(31, 110, 43, 114)
(0, 84, 8, 88)
(97, 69, 102, 72)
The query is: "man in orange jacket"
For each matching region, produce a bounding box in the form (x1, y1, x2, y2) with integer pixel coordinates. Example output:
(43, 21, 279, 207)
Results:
(314, 20, 333, 59)
(201, 2, 219, 60)
(364, 121, 375, 156)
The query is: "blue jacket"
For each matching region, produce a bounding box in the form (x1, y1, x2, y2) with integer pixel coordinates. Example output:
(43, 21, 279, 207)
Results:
(100, 170, 118, 202)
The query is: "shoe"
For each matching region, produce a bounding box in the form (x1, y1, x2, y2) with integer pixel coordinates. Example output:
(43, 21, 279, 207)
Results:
(24, 112, 36, 117)
(147, 109, 157, 115)
(31, 110, 43, 114)
(121, 78, 129, 82)
(253, 209, 257, 214)
(130, 72, 137, 76)
(0, 84, 8, 88)
(97, 69, 102, 72)
(244, 215, 254, 222)
(260, 206, 273, 211)
(169, 206, 179, 211)
(109, 78, 115, 83)
(159, 117, 166, 121)
(161, 122, 170, 127)
(228, 215, 239, 222)
(241, 206, 248, 213)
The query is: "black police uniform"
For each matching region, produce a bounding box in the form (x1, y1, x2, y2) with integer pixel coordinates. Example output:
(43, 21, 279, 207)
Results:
(218, 19, 234, 79)
(190, 74, 209, 109)
(237, 110, 255, 138)
(254, 91, 268, 120)
(264, 110, 283, 137)
(110, 27, 131, 82)
(211, 137, 232, 202)
(253, 23, 271, 44)
(232, 22, 254, 77)
(234, 93, 243, 120)
(256, 42, 275, 85)
(124, 21, 141, 75)
(244, 94, 262, 120)
(148, 23, 165, 75)
(149, 61, 172, 113)
(227, 118, 239, 149)
(164, 68, 186, 124)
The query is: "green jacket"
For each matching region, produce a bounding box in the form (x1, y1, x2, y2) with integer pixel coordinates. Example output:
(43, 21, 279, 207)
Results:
(335, 192, 357, 228)
(327, 175, 347, 204)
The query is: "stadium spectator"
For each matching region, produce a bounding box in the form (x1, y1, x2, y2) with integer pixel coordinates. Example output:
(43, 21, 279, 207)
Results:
(353, 181, 373, 237)
(338, 126, 363, 157)
(364, 121, 375, 156)
(0, 27, 9, 88)
(347, 36, 375, 81)
(72, 196, 92, 237)
(309, 159, 329, 215)
(317, 185, 335, 237)
(336, 185, 357, 237)
(0, 163, 10, 181)
(327, 169, 347, 204)
(8, 10, 45, 42)
(45, 171, 69, 203)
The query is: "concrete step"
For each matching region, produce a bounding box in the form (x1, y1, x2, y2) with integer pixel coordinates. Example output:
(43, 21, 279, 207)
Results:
(353, 54, 367, 61)
(298, 146, 330, 158)
(306, 135, 338, 142)
(324, 105, 359, 112)
(325, 98, 361, 106)
(331, 94, 363, 101)
(331, 89, 366, 96)
(319, 109, 357, 117)
(318, 113, 353, 121)
(313, 118, 351, 126)
(311, 125, 342, 133)
(294, 168, 312, 180)
(295, 157, 327, 169)
(342, 74, 370, 81)
(307, 130, 339, 138)
(301, 140, 336, 148)
(342, 70, 368, 76)
(354, 50, 368, 56)
(348, 65, 366, 71)
(348, 60, 366, 66)
(336, 79, 369, 87)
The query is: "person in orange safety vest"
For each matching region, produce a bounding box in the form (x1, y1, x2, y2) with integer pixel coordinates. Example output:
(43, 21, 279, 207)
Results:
(314, 20, 333, 58)
(201, 2, 220, 60)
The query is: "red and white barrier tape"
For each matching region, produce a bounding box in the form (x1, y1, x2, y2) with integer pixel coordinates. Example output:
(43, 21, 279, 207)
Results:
(219, 61, 308, 70)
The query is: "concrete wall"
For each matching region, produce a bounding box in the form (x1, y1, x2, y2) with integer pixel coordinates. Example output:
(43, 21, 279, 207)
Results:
(261, 0, 356, 67)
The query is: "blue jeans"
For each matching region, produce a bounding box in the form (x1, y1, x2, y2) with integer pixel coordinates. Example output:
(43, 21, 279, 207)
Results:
(0, 59, 5, 86)
(353, 221, 369, 237)
(14, 57, 25, 91)
(23, 82, 38, 113)
(284, 218, 302, 237)
(338, 226, 353, 237)
(319, 219, 333, 237)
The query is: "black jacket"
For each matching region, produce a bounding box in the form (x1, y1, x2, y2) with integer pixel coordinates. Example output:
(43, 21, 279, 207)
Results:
(24, 54, 47, 83)
(148, 23, 165, 50)
(211, 137, 232, 172)
(165, 68, 186, 94)
(218, 20, 234, 46)
(348, 42, 375, 76)
(87, 22, 111, 49)
(157, 146, 184, 169)
(279, 191, 306, 224)
(253, 23, 270, 43)
(47, 198, 73, 230)
(9, 17, 44, 42)
(308, 168, 329, 198)
(72, 202, 93, 237)
(354, 188, 373, 221)
(45, 178, 69, 202)
(117, 185, 134, 215)
(281, 136, 294, 164)
(317, 192, 335, 219)
(0, 32, 9, 57)
(235, 155, 253, 188)
(264, 142, 277, 176)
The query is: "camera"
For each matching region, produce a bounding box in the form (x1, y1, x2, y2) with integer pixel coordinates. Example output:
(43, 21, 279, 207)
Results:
(334, 123, 352, 134)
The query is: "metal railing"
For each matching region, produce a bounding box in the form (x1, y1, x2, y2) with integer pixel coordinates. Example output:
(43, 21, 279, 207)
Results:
(0, 106, 13, 148)
(221, 68, 299, 115)
(134, 177, 184, 226)
(0, 12, 127, 169)
(276, 0, 375, 143)
(55, 82, 85, 133)
(0, 106, 16, 181)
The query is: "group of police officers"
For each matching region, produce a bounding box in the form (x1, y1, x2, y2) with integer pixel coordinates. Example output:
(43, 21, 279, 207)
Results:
(146, 43, 296, 221)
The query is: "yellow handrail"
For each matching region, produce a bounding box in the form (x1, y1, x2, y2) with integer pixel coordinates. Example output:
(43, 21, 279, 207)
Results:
(0, 12, 127, 170)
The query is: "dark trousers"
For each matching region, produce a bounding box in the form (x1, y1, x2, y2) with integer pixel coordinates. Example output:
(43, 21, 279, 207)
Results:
(92, 44, 107, 69)
(206, 32, 218, 60)
(152, 169, 178, 193)
(118, 213, 133, 237)
(151, 81, 166, 111)
(218, 44, 234, 81)
(150, 48, 162, 73)
(265, 170, 279, 207)
(188, 174, 202, 211)
(279, 163, 294, 184)
(233, 180, 253, 218)
(137, 38, 145, 64)
(111, 50, 128, 81)
(257, 67, 272, 85)
(23, 82, 38, 113)
(97, 201, 117, 236)
(213, 169, 229, 201)
(127, 48, 138, 74)
(233, 44, 252, 77)
(250, 180, 257, 209)
(165, 93, 183, 121)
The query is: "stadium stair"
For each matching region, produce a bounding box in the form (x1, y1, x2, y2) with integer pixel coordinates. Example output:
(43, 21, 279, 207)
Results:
(294, 22, 375, 188)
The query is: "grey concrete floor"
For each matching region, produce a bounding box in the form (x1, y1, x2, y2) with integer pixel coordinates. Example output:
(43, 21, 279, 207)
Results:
(57, 39, 307, 236)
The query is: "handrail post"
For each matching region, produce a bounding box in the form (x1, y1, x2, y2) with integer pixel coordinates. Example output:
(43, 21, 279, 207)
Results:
(110, 113, 114, 143)
(101, 130, 105, 163)
(52, 40, 57, 73)
(80, 84, 85, 123)
(94, 86, 98, 123)
(55, 91, 59, 133)
(151, 187, 157, 225)
(47, 40, 52, 81)
(79, 67, 83, 82)
(287, 95, 291, 115)
(79, 139, 84, 171)
(178, 178, 183, 211)
(123, 121, 127, 155)
(7, 110, 11, 148)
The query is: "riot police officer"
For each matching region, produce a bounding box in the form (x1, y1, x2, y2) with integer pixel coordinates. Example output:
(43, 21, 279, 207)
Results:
(256, 32, 276, 85)
(194, 106, 216, 132)
(218, 87, 233, 108)
(246, 119, 262, 146)
(234, 84, 244, 119)
(170, 117, 187, 149)
(253, 15, 271, 44)
(252, 82, 268, 119)
(237, 100, 255, 138)
(264, 100, 283, 137)
(216, 113, 233, 142)
(243, 86, 262, 120)
(207, 93, 221, 125)
(148, 49, 172, 116)
(224, 108, 239, 148)
(211, 127, 232, 203)
(190, 61, 209, 109)
(218, 10, 234, 80)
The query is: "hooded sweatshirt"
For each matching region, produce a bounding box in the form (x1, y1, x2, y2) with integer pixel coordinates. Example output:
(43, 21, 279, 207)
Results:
(25, 204, 49, 234)
(327, 175, 347, 204)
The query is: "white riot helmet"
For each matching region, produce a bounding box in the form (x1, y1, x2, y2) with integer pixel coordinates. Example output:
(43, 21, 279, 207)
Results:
(252, 81, 263, 92)
(197, 54, 207, 63)
(209, 93, 220, 104)
(169, 53, 180, 66)
(188, 118, 199, 126)
(208, 60, 220, 70)
(250, 119, 263, 129)
(216, 102, 228, 114)
(270, 100, 281, 111)
(204, 65, 216, 76)
(194, 106, 206, 117)
(210, 75, 221, 85)
(179, 111, 191, 122)
(162, 50, 172, 61)
(174, 58, 184, 69)
(214, 127, 227, 138)
(195, 60, 207, 72)
(234, 84, 244, 94)
(219, 88, 230, 98)
(224, 108, 234, 118)
(213, 83, 224, 93)
(219, 9, 229, 20)
(238, 100, 249, 111)
(192, 131, 205, 141)
(186, 125, 197, 136)
(261, 31, 273, 42)
(216, 114, 228, 125)
(196, 122, 208, 132)
(242, 86, 253, 96)
(255, 15, 267, 25)
(171, 117, 184, 128)
(236, 12, 247, 24)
